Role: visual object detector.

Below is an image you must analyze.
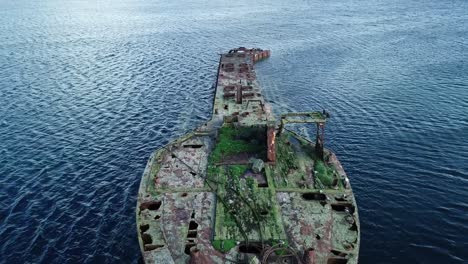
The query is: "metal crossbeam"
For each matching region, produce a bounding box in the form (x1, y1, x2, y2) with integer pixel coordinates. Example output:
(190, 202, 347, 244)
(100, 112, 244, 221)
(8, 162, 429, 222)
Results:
(278, 111, 330, 161)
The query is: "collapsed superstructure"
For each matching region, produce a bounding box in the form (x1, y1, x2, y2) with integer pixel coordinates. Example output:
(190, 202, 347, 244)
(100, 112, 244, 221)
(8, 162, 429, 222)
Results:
(136, 48, 360, 264)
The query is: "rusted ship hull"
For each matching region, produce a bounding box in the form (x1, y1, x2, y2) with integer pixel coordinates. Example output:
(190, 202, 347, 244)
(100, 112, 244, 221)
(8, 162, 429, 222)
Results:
(137, 48, 360, 264)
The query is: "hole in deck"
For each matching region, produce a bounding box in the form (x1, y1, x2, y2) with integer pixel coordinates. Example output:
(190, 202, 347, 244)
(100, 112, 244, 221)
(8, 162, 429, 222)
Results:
(140, 224, 149, 233)
(331, 204, 355, 214)
(224, 85, 235, 91)
(140, 201, 162, 211)
(189, 221, 199, 230)
(183, 144, 203, 149)
(228, 210, 237, 215)
(187, 230, 198, 238)
(144, 244, 164, 251)
(141, 233, 152, 245)
(327, 258, 348, 264)
(184, 243, 196, 255)
(302, 193, 327, 201)
(331, 250, 348, 257)
(239, 243, 262, 254)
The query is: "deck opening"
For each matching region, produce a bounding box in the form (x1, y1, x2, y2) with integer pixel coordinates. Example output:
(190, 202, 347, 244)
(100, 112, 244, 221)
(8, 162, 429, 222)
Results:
(327, 258, 347, 264)
(239, 243, 262, 254)
(140, 224, 149, 233)
(224, 85, 235, 91)
(331, 204, 355, 214)
(184, 243, 196, 255)
(335, 196, 347, 202)
(302, 193, 327, 201)
(331, 250, 348, 257)
(187, 230, 197, 238)
(332, 179, 339, 187)
(141, 233, 152, 245)
(183, 144, 203, 148)
(140, 200, 162, 211)
(228, 210, 237, 215)
(144, 244, 164, 251)
(189, 221, 198, 230)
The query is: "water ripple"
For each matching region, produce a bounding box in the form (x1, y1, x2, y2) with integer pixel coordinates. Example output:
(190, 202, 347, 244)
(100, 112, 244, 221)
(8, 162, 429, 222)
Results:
(0, 0, 467, 263)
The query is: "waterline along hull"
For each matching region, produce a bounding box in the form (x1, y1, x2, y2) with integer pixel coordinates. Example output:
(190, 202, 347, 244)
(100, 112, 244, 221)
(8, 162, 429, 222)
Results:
(136, 48, 360, 264)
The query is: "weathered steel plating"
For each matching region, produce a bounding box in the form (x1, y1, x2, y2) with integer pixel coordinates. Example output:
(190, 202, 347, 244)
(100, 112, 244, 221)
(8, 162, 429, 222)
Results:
(136, 48, 360, 264)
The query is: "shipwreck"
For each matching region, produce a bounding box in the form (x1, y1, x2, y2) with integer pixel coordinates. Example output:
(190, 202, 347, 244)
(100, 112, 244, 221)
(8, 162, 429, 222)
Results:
(136, 48, 360, 264)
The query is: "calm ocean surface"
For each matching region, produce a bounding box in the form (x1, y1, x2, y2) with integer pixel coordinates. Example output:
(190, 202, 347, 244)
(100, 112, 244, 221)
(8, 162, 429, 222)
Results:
(0, 0, 467, 263)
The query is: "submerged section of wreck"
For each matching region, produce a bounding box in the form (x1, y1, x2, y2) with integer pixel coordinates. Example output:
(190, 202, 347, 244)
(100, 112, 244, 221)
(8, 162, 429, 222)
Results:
(136, 48, 360, 264)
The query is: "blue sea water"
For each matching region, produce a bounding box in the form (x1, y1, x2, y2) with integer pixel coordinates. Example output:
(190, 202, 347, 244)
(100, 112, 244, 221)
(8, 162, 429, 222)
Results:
(0, 0, 467, 263)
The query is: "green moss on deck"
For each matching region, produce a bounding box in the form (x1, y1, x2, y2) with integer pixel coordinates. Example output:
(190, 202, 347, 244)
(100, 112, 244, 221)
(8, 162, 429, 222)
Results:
(271, 132, 341, 190)
(271, 134, 302, 188)
(212, 239, 237, 253)
(210, 126, 266, 163)
(276, 135, 299, 173)
(212, 164, 287, 251)
(208, 125, 287, 253)
(229, 164, 249, 179)
(314, 159, 334, 187)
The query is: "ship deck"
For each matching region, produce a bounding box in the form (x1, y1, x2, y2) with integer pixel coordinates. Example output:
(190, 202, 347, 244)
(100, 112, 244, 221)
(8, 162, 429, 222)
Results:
(136, 48, 359, 264)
